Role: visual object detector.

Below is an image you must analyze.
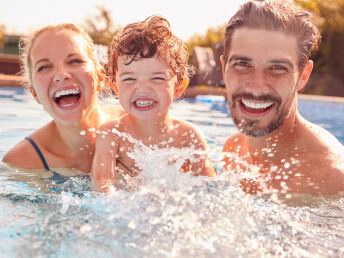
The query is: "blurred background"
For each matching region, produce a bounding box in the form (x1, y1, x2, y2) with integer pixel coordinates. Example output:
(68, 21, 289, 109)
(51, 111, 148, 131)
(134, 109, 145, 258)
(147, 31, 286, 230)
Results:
(0, 0, 343, 97)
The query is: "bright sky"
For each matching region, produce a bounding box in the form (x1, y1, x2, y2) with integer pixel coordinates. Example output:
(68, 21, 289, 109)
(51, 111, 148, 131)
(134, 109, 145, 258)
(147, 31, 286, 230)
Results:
(0, 0, 247, 40)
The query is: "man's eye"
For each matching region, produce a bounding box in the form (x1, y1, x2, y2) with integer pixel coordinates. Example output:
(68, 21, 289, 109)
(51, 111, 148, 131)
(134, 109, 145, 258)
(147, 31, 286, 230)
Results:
(270, 65, 288, 74)
(232, 61, 251, 71)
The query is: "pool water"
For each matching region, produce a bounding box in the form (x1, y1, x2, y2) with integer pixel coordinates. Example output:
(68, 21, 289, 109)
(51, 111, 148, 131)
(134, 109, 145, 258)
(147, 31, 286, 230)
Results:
(1, 87, 344, 257)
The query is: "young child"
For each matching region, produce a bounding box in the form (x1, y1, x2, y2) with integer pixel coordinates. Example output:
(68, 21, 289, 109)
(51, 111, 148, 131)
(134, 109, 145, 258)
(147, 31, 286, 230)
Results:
(92, 15, 216, 191)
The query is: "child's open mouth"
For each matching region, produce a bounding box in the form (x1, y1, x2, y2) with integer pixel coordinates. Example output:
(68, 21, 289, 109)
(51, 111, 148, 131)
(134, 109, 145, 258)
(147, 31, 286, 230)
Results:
(133, 99, 157, 110)
(53, 88, 81, 108)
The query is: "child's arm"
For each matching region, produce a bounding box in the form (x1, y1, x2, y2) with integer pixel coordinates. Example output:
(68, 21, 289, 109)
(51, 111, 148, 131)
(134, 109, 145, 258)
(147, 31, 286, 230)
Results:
(91, 124, 118, 193)
(187, 126, 217, 177)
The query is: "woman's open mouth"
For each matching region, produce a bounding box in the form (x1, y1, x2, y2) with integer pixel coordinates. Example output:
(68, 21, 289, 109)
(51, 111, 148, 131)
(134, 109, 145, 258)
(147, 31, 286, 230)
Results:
(53, 88, 81, 108)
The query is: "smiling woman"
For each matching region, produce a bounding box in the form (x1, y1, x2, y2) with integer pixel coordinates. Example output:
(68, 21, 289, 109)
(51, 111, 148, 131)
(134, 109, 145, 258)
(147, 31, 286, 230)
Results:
(2, 23, 125, 178)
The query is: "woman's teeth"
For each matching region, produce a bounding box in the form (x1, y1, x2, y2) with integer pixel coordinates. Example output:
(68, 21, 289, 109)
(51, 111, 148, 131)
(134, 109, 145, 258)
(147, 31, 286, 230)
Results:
(241, 99, 273, 109)
(54, 88, 80, 98)
(135, 100, 154, 107)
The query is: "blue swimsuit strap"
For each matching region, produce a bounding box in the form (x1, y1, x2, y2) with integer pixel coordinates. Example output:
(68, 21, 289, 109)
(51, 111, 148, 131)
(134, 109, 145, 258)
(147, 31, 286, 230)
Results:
(25, 137, 50, 171)
(24, 137, 68, 184)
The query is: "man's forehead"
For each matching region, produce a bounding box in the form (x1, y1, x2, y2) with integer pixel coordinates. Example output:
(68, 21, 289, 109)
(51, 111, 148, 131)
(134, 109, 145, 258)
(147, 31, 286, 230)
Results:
(228, 27, 298, 64)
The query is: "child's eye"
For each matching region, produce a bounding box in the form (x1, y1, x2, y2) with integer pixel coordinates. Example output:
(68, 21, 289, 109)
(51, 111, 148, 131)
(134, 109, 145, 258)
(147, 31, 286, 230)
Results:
(122, 77, 135, 82)
(152, 77, 166, 81)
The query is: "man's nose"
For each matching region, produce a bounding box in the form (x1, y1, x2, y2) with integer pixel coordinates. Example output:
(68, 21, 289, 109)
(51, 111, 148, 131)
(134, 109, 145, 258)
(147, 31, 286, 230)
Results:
(245, 69, 270, 95)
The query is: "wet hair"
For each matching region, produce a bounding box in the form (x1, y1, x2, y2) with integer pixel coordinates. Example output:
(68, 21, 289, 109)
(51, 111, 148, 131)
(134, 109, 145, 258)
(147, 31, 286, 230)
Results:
(223, 0, 321, 72)
(19, 23, 101, 87)
(108, 15, 192, 86)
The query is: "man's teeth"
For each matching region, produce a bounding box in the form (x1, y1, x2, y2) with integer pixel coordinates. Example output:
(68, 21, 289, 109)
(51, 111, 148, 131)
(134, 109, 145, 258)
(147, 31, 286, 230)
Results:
(54, 89, 80, 98)
(242, 99, 273, 109)
(135, 100, 154, 107)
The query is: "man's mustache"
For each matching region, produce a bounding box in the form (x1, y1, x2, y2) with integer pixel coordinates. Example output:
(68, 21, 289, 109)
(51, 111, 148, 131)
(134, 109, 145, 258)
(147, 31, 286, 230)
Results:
(231, 93, 281, 106)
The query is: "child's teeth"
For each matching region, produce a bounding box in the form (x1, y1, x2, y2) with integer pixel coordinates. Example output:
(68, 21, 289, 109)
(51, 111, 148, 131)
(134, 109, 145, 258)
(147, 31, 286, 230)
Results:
(242, 99, 273, 109)
(135, 100, 154, 107)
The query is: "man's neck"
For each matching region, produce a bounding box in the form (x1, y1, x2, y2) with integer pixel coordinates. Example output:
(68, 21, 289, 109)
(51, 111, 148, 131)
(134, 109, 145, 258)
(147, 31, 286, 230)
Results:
(244, 110, 301, 164)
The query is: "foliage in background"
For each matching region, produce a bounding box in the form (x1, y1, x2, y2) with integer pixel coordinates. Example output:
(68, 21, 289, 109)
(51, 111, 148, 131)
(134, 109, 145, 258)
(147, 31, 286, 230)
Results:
(83, 5, 120, 46)
(185, 23, 226, 64)
(296, 0, 344, 96)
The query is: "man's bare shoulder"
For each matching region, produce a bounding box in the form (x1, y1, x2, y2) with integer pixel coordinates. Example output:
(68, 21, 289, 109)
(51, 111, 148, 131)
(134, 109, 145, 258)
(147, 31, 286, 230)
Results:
(301, 120, 344, 157)
(223, 132, 244, 152)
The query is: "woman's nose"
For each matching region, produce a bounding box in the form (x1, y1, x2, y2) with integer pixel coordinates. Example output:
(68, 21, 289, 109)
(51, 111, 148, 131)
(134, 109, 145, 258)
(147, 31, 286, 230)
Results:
(53, 65, 71, 83)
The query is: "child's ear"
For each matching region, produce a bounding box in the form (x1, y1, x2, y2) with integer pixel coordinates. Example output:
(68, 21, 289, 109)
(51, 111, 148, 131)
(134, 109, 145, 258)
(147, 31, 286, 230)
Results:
(29, 86, 41, 104)
(296, 60, 313, 92)
(174, 77, 189, 98)
(108, 80, 119, 96)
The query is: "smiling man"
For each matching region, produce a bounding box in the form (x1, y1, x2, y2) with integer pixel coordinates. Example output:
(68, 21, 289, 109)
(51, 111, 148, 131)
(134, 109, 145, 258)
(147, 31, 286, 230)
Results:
(221, 0, 344, 196)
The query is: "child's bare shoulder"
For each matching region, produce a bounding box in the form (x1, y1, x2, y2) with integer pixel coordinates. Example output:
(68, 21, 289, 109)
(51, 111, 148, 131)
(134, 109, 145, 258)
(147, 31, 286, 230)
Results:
(172, 119, 203, 136)
(171, 119, 207, 148)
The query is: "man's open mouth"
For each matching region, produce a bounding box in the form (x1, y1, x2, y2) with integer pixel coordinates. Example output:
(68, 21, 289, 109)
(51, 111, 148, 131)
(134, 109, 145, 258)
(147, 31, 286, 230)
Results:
(240, 99, 274, 114)
(53, 88, 81, 107)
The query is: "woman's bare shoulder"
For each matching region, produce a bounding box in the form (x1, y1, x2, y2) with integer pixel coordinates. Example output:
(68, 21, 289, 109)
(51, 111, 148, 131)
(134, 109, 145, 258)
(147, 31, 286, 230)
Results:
(2, 137, 43, 169)
(2, 122, 54, 170)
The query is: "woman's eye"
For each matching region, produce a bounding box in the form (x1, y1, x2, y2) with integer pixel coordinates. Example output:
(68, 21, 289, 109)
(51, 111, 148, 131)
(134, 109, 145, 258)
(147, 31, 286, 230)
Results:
(37, 65, 50, 72)
(69, 59, 84, 64)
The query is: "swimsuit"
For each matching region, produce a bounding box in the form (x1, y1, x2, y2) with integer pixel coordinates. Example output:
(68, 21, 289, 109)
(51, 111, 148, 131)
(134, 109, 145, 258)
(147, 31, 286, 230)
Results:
(25, 137, 68, 184)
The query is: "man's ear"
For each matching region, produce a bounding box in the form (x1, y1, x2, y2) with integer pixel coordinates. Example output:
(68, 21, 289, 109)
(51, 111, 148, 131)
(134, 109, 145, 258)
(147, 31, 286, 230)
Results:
(220, 55, 225, 79)
(108, 80, 119, 96)
(296, 60, 313, 92)
(29, 86, 41, 104)
(174, 77, 189, 98)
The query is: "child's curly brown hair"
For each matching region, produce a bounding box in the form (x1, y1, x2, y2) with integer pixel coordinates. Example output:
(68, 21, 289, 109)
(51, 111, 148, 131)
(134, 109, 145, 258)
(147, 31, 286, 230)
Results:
(107, 15, 193, 86)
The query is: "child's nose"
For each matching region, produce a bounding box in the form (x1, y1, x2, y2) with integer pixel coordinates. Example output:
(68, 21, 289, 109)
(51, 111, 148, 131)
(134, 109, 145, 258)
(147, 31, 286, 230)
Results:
(136, 82, 152, 92)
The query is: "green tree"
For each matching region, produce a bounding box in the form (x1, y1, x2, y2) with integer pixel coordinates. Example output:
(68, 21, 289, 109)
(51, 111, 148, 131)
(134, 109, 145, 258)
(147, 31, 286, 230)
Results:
(83, 5, 120, 46)
(296, 0, 344, 96)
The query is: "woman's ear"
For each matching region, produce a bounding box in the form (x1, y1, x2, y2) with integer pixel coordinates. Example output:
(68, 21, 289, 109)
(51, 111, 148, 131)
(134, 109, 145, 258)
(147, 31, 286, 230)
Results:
(108, 80, 119, 96)
(29, 86, 41, 104)
(96, 68, 106, 92)
(174, 77, 189, 98)
(296, 60, 313, 92)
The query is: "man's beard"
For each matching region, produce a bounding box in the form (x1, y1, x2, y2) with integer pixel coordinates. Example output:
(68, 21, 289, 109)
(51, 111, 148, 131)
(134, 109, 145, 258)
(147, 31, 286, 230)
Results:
(229, 93, 292, 137)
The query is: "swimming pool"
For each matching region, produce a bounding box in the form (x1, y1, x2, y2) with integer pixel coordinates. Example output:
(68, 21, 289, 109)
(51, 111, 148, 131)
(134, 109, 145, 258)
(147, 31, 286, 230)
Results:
(1, 87, 344, 257)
